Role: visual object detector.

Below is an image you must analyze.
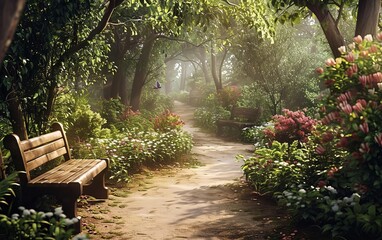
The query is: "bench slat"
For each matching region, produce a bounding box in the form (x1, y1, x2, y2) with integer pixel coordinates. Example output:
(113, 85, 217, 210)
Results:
(26, 146, 67, 171)
(24, 138, 66, 162)
(29, 159, 107, 185)
(20, 131, 63, 151)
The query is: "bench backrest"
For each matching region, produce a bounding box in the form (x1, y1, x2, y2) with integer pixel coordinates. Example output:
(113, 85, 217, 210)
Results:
(3, 122, 71, 185)
(230, 107, 261, 122)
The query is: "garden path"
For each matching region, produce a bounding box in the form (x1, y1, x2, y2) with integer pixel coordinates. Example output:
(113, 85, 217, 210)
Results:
(80, 101, 288, 240)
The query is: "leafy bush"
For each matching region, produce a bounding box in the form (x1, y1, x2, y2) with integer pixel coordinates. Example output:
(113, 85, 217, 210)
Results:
(194, 93, 230, 131)
(74, 128, 193, 182)
(152, 110, 184, 132)
(241, 34, 382, 239)
(52, 93, 109, 142)
(216, 85, 241, 109)
(240, 141, 311, 194)
(140, 91, 173, 117)
(241, 122, 273, 145)
(263, 109, 317, 145)
(100, 98, 125, 128)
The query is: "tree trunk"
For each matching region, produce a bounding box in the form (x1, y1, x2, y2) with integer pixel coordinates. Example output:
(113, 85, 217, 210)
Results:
(165, 60, 176, 94)
(307, 3, 344, 58)
(130, 33, 157, 111)
(7, 91, 27, 140)
(211, 47, 223, 91)
(0, 0, 25, 63)
(110, 60, 125, 99)
(198, 47, 212, 84)
(355, 0, 381, 37)
(180, 62, 187, 91)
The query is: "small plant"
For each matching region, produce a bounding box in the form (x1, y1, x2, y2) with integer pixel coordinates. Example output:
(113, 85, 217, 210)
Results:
(152, 110, 184, 132)
(0, 206, 89, 239)
(216, 85, 241, 109)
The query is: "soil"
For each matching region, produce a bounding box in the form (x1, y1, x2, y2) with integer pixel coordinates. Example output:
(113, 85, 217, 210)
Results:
(78, 101, 314, 240)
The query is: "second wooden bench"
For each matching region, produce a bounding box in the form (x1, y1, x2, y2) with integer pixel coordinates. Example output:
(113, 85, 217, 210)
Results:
(217, 106, 261, 136)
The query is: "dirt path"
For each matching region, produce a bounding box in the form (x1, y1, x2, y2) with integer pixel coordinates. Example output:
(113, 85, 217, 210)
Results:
(80, 101, 289, 240)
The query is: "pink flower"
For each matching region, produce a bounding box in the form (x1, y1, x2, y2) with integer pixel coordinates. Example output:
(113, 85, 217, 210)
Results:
(315, 67, 324, 74)
(322, 132, 334, 143)
(374, 133, 382, 146)
(325, 58, 336, 67)
(360, 51, 369, 58)
(327, 167, 338, 178)
(339, 102, 353, 114)
(337, 137, 348, 148)
(377, 32, 382, 41)
(354, 35, 363, 44)
(359, 121, 369, 134)
(316, 145, 326, 155)
(359, 143, 370, 153)
(345, 52, 355, 62)
(359, 75, 369, 87)
(352, 102, 364, 112)
(369, 44, 378, 53)
(372, 72, 382, 84)
(317, 180, 326, 188)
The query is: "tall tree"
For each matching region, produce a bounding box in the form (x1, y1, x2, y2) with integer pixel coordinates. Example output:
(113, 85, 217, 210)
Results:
(0, 0, 123, 139)
(271, 0, 381, 57)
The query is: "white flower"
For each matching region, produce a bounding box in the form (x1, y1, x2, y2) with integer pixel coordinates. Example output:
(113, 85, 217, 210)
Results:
(59, 214, 66, 219)
(18, 206, 25, 211)
(22, 209, 31, 216)
(54, 207, 63, 216)
(72, 234, 89, 240)
(364, 34, 373, 42)
(338, 46, 346, 54)
(30, 209, 36, 215)
(45, 212, 53, 218)
(368, 88, 376, 95)
(326, 186, 338, 194)
(11, 213, 19, 219)
(64, 219, 74, 225)
(286, 203, 291, 207)
(331, 204, 339, 212)
(298, 189, 306, 194)
(300, 204, 305, 208)
(378, 82, 382, 90)
(348, 43, 356, 50)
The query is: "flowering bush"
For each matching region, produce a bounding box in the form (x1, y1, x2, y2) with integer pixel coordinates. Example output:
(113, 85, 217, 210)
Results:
(74, 128, 193, 182)
(242, 34, 382, 238)
(317, 34, 382, 202)
(263, 109, 317, 145)
(152, 110, 184, 132)
(216, 85, 241, 109)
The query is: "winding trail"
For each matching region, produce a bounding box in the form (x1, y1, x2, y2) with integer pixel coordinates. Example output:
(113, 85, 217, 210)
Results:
(81, 101, 287, 240)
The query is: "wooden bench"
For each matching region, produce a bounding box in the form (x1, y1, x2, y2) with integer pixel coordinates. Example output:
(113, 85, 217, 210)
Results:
(217, 107, 261, 136)
(3, 122, 108, 234)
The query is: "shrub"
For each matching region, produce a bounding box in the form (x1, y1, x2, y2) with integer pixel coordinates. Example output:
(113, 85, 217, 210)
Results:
(263, 109, 317, 145)
(74, 128, 193, 182)
(216, 85, 241, 109)
(194, 93, 230, 131)
(152, 110, 184, 132)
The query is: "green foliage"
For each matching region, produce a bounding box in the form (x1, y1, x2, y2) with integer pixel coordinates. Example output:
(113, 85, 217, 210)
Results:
(0, 206, 88, 240)
(75, 128, 192, 182)
(0, 172, 19, 213)
(100, 98, 125, 128)
(242, 34, 382, 238)
(0, 0, 110, 134)
(240, 141, 311, 194)
(140, 91, 174, 118)
(216, 86, 241, 109)
(194, 93, 230, 131)
(52, 93, 108, 142)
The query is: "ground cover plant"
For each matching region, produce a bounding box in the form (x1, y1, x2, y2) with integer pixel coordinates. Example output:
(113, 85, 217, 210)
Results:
(241, 34, 382, 239)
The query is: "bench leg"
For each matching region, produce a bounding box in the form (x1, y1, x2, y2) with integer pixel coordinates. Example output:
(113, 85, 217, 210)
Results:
(61, 195, 82, 234)
(83, 170, 108, 199)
